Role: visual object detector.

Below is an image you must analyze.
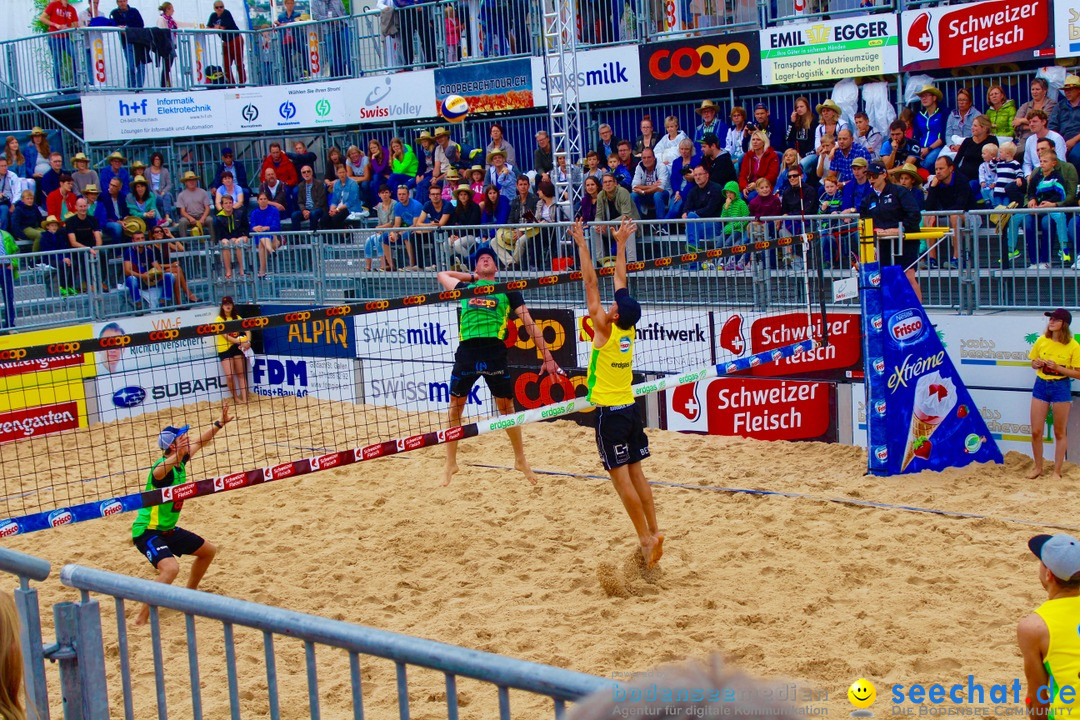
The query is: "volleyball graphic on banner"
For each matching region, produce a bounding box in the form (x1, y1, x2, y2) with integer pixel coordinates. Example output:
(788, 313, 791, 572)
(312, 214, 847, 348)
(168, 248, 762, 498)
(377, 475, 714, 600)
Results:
(441, 94, 470, 123)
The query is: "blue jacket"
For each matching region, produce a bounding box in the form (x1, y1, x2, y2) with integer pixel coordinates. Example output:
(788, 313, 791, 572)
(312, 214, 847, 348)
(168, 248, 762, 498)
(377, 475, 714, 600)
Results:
(480, 195, 510, 237)
(842, 178, 871, 212)
(914, 107, 948, 150)
(670, 153, 702, 197)
(329, 177, 363, 213)
(99, 167, 131, 197)
(11, 203, 40, 242)
(249, 206, 282, 234)
(102, 192, 129, 223)
(87, 200, 108, 228)
(1050, 99, 1080, 145)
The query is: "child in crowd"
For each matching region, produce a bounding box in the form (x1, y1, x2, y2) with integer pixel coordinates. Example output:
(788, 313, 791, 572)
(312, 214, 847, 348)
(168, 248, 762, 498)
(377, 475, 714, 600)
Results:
(746, 178, 782, 264)
(719, 180, 749, 271)
(367, 184, 396, 271)
(444, 4, 462, 62)
(992, 141, 1025, 207)
(818, 172, 845, 266)
(584, 151, 604, 182)
(39, 215, 74, 295)
(11, 190, 41, 250)
(978, 143, 998, 206)
(607, 153, 632, 191)
(469, 165, 485, 204)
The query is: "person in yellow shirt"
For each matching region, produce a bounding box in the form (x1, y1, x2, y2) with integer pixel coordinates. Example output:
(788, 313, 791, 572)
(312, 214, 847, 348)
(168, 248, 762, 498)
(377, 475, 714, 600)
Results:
(1018, 534, 1080, 720)
(216, 295, 251, 404)
(572, 218, 663, 568)
(1028, 308, 1080, 480)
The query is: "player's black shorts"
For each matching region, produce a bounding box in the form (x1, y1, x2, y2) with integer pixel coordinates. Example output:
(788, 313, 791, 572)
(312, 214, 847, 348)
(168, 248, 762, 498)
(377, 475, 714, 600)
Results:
(594, 404, 650, 471)
(134, 527, 205, 567)
(450, 338, 513, 399)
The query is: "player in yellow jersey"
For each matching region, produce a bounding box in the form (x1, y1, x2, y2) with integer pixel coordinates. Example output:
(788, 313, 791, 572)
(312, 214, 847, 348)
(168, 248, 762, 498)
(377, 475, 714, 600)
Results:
(572, 218, 663, 568)
(1019, 534, 1080, 719)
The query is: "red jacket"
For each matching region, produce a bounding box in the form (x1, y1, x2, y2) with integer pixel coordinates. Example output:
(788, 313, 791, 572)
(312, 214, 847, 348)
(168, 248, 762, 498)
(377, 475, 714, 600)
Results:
(47, 189, 78, 219)
(738, 150, 780, 190)
(259, 155, 299, 187)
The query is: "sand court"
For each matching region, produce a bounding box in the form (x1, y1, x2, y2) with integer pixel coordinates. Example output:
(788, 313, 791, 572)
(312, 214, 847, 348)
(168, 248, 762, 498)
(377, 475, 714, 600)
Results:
(1, 396, 1075, 717)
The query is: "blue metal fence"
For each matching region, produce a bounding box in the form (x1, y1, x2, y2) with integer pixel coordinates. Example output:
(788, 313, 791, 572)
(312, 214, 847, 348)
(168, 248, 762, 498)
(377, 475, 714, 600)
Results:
(0, 546, 611, 720)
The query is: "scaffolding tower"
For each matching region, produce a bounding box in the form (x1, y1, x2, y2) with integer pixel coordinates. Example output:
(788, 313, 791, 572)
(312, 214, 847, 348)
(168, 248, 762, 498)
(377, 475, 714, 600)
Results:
(540, 0, 585, 219)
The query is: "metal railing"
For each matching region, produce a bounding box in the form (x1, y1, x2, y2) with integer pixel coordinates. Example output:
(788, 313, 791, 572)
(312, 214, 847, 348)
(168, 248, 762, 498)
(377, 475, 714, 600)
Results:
(0, 545, 611, 719)
(2, 236, 215, 332)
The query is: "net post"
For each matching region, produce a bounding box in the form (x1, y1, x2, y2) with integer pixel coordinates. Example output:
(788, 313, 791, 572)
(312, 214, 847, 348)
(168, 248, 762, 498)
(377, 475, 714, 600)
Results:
(859, 219, 876, 265)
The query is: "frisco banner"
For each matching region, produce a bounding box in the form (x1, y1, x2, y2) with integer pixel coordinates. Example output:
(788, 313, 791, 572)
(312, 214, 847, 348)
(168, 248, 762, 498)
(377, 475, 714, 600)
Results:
(899, 0, 1053, 71)
(666, 377, 833, 441)
(760, 16, 899, 85)
(860, 263, 1001, 475)
(81, 71, 437, 142)
(530, 46, 642, 106)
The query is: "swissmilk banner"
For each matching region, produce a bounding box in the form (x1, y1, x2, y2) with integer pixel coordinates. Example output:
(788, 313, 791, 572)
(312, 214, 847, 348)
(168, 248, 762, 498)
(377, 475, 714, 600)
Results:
(861, 263, 1002, 476)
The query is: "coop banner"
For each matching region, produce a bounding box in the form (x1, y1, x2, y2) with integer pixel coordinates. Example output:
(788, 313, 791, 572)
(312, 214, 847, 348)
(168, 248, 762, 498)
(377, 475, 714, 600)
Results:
(760, 16, 899, 85)
(435, 58, 534, 116)
(899, 0, 1054, 71)
(638, 30, 762, 96)
(861, 263, 1002, 475)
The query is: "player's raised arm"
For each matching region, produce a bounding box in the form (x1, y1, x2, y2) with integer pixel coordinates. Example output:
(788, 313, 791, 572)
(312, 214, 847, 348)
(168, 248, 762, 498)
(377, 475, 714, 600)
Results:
(612, 218, 636, 293)
(572, 220, 608, 332)
(188, 402, 233, 459)
(437, 268, 477, 291)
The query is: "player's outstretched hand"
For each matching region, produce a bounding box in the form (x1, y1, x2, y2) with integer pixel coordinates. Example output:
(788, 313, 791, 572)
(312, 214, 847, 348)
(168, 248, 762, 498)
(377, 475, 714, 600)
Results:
(220, 401, 234, 427)
(613, 218, 637, 245)
(540, 358, 564, 377)
(571, 219, 588, 248)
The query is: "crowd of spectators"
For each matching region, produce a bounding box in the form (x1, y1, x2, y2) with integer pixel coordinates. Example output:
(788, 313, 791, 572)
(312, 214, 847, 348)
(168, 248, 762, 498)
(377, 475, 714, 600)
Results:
(6, 71, 1080, 303)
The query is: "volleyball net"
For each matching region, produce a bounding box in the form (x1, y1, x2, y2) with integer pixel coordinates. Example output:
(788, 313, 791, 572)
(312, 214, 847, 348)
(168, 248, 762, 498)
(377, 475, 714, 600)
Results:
(0, 234, 827, 536)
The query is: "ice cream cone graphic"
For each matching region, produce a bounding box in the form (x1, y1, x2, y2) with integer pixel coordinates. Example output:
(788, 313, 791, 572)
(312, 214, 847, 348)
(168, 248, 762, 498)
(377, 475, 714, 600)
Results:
(902, 371, 957, 470)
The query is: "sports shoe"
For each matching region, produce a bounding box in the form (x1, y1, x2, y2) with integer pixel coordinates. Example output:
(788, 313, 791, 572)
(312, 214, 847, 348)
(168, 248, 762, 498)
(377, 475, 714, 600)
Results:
(927, 258, 938, 269)
(1071, 259, 1080, 270)
(946, 258, 959, 269)
(1007, 249, 1021, 261)
(1061, 251, 1073, 264)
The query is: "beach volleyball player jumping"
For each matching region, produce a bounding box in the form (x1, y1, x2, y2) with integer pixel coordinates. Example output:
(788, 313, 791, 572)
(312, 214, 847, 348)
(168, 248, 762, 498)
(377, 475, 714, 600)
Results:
(437, 245, 562, 486)
(572, 219, 663, 567)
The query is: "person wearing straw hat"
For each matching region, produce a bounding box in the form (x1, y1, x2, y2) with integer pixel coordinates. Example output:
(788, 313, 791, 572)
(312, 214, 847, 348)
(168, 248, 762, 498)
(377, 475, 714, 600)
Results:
(39, 214, 75, 295)
(1050, 75, 1080, 173)
(444, 183, 482, 268)
(432, 127, 462, 186)
(70, 152, 98, 197)
(436, 245, 562, 488)
(813, 99, 847, 160)
(131, 403, 231, 626)
(414, 130, 436, 198)
(914, 85, 948, 170)
(174, 171, 212, 239)
(80, 183, 109, 228)
(484, 148, 517, 197)
(122, 226, 174, 309)
(860, 162, 923, 301)
(888, 162, 925, 212)
(129, 159, 147, 180)
(694, 100, 724, 147)
(100, 151, 131, 196)
(569, 217, 663, 568)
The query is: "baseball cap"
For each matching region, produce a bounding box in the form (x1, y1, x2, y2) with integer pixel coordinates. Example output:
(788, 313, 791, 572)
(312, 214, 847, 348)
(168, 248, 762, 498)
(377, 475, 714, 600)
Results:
(1030, 534, 1080, 581)
(700, 132, 720, 147)
(158, 424, 190, 451)
(472, 243, 498, 269)
(1045, 308, 1072, 324)
(614, 287, 641, 329)
(851, 157, 869, 168)
(754, 103, 768, 111)
(866, 162, 886, 176)
(222, 147, 233, 155)
(221, 295, 234, 305)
